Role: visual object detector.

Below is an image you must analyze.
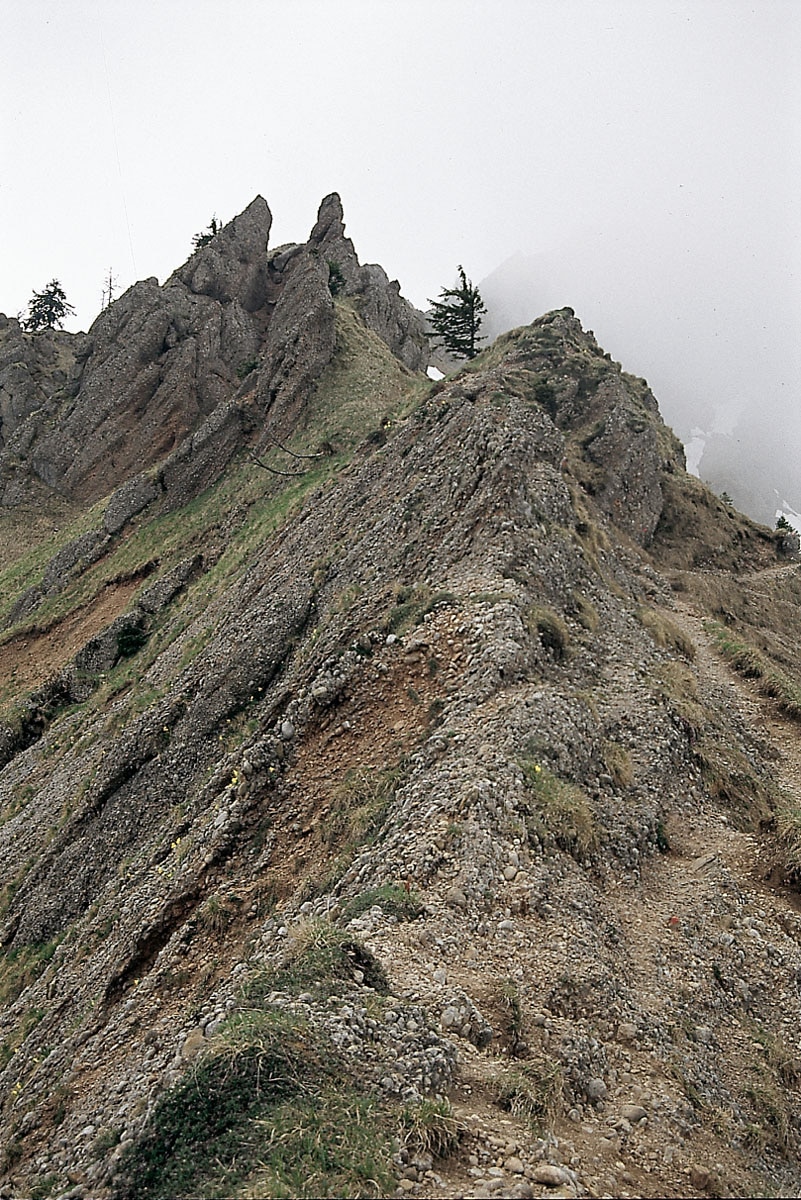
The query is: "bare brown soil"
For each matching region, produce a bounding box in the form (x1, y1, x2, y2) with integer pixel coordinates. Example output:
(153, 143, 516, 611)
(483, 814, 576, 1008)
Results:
(0, 578, 143, 706)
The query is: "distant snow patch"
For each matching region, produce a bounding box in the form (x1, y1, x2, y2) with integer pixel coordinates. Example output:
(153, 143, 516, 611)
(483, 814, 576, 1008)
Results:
(427, 366, 444, 381)
(684, 428, 708, 477)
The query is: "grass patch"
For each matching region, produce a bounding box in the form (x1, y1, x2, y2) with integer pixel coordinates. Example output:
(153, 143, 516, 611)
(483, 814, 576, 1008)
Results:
(249, 920, 389, 1001)
(495, 978, 525, 1052)
(198, 893, 238, 936)
(302, 300, 427, 453)
(570, 591, 599, 633)
(693, 738, 772, 827)
(117, 1006, 398, 1199)
(519, 757, 597, 860)
(707, 621, 801, 721)
(340, 883, 425, 925)
(399, 1097, 464, 1157)
(491, 1059, 563, 1131)
(774, 792, 801, 882)
(0, 940, 59, 1008)
(637, 606, 696, 660)
(526, 606, 570, 660)
(387, 584, 456, 635)
(602, 740, 634, 788)
(319, 760, 405, 862)
(742, 1080, 791, 1154)
(652, 661, 708, 740)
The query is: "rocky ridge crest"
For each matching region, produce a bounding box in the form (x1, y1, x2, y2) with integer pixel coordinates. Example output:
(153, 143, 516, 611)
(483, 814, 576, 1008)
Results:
(0, 194, 427, 513)
(0, 209, 799, 1199)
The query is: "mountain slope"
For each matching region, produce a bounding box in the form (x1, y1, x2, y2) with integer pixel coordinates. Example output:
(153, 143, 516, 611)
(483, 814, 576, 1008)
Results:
(0, 213, 800, 1199)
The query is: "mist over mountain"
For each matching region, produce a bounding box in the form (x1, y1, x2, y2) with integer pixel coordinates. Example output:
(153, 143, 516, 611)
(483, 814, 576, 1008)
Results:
(478, 239, 801, 528)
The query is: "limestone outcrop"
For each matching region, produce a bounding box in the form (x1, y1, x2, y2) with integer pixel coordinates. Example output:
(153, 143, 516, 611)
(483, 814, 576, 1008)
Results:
(308, 192, 429, 371)
(0, 192, 429, 511)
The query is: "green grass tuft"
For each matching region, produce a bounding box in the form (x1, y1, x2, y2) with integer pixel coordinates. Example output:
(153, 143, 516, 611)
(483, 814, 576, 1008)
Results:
(519, 757, 597, 859)
(707, 621, 801, 721)
(117, 1006, 398, 1199)
(340, 883, 425, 925)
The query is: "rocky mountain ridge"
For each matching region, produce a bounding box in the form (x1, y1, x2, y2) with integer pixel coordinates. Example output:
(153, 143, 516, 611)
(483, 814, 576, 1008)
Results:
(0, 198, 800, 1199)
(0, 194, 427, 513)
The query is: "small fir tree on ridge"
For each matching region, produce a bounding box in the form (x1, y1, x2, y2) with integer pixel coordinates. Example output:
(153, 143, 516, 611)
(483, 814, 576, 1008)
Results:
(23, 280, 75, 331)
(427, 265, 486, 360)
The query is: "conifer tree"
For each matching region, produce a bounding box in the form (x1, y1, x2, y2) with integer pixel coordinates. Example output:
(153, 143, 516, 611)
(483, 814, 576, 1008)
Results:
(23, 280, 75, 331)
(192, 215, 222, 250)
(427, 265, 486, 359)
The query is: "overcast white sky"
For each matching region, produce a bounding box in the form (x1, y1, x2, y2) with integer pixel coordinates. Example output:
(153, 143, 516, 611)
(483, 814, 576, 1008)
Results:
(2, 0, 800, 482)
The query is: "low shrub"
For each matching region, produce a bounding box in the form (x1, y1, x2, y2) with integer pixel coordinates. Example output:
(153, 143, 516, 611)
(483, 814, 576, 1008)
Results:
(117, 1006, 397, 1199)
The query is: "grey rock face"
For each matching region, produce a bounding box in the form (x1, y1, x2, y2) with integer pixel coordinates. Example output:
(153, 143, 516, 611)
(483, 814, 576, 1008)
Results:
(0, 316, 83, 454)
(103, 472, 162, 535)
(32, 277, 262, 502)
(0, 193, 428, 518)
(309, 193, 429, 371)
(167, 195, 273, 312)
(251, 245, 336, 436)
(582, 381, 669, 545)
(504, 309, 685, 546)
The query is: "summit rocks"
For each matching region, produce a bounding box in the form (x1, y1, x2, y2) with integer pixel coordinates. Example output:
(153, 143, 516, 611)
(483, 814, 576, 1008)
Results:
(0, 192, 428, 511)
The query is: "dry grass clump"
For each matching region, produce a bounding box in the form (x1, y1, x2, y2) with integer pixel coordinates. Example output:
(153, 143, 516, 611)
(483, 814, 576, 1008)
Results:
(491, 1059, 563, 1131)
(693, 739, 773, 829)
(520, 758, 597, 860)
(652, 662, 708, 740)
(399, 1098, 465, 1158)
(602, 740, 634, 788)
(569, 590, 599, 633)
(526, 606, 570, 661)
(706, 621, 801, 721)
(773, 792, 801, 883)
(637, 606, 696, 660)
(269, 918, 389, 997)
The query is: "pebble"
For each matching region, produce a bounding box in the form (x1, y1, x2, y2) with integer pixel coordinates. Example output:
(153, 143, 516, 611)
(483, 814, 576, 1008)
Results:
(180, 1028, 206, 1061)
(532, 1163, 570, 1186)
(620, 1103, 648, 1124)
